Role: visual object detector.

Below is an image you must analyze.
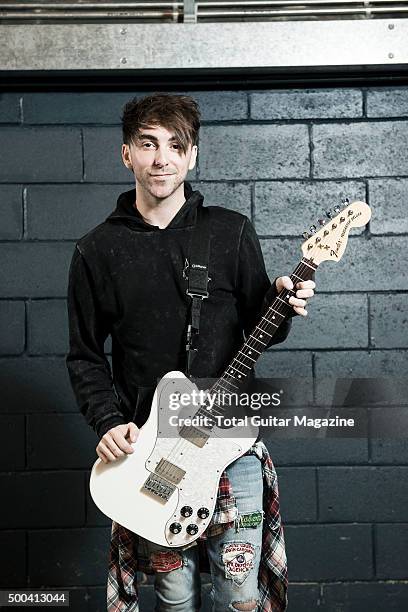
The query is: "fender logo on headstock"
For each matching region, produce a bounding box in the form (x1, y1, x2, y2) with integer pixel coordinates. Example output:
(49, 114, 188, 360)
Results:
(341, 211, 362, 239)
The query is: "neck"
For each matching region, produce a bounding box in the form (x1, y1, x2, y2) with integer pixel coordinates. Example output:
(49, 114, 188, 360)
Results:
(134, 182, 186, 229)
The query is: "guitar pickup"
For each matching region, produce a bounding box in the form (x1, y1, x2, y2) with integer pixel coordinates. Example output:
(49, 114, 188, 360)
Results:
(179, 425, 209, 448)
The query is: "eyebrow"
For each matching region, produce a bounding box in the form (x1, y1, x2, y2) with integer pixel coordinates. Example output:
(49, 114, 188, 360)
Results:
(136, 133, 178, 142)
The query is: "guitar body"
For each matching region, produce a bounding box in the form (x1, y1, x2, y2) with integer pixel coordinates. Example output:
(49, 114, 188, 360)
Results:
(90, 370, 258, 547)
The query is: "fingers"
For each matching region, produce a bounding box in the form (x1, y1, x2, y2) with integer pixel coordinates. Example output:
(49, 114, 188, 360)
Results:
(276, 276, 293, 292)
(288, 296, 308, 316)
(96, 423, 138, 464)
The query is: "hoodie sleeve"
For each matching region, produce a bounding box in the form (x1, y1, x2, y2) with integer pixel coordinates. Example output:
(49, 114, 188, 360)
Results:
(236, 217, 294, 348)
(66, 246, 126, 438)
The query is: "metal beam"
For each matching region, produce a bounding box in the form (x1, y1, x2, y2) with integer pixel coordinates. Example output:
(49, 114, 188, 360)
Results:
(0, 19, 406, 71)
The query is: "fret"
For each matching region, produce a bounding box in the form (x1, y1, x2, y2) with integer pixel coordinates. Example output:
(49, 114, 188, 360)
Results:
(261, 316, 278, 328)
(224, 370, 240, 381)
(238, 349, 256, 363)
(220, 376, 239, 390)
(301, 259, 317, 271)
(249, 334, 267, 346)
(217, 381, 232, 393)
(233, 358, 251, 370)
(254, 326, 272, 338)
(243, 345, 261, 355)
(270, 307, 285, 317)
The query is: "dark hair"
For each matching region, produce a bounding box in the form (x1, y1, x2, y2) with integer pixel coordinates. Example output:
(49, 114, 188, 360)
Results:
(121, 93, 201, 154)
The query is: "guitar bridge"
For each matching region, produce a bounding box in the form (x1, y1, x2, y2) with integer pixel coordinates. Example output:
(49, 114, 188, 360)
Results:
(141, 459, 186, 502)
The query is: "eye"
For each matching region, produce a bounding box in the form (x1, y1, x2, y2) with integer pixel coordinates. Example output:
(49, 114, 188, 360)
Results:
(142, 142, 154, 148)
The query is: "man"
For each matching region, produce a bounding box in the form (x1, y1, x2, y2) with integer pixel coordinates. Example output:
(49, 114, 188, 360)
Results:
(66, 93, 315, 611)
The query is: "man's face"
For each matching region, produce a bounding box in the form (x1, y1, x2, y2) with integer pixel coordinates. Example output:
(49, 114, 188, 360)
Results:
(121, 124, 197, 200)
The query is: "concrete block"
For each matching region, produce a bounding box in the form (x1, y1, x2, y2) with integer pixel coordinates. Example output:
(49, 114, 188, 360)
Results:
(28, 527, 110, 586)
(0, 300, 25, 354)
(277, 467, 317, 523)
(0, 128, 82, 182)
(0, 415, 25, 470)
(0, 356, 78, 413)
(0, 471, 84, 527)
(0, 185, 23, 239)
(375, 524, 408, 579)
(0, 531, 26, 587)
(0, 93, 21, 123)
(27, 299, 68, 354)
(27, 414, 98, 469)
(313, 121, 408, 178)
(26, 184, 131, 239)
(318, 466, 408, 521)
(0, 242, 75, 298)
(273, 293, 368, 350)
(251, 89, 362, 120)
(284, 524, 373, 580)
(320, 582, 408, 612)
(370, 294, 408, 348)
(367, 87, 408, 117)
(368, 178, 408, 235)
(199, 124, 309, 180)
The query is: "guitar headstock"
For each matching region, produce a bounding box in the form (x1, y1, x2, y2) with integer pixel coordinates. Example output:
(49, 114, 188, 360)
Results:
(301, 200, 371, 266)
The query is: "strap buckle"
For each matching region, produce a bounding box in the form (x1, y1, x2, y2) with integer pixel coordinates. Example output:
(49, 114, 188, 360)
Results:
(186, 289, 209, 299)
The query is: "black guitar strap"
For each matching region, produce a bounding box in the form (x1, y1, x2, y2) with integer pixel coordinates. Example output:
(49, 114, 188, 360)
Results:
(184, 205, 211, 378)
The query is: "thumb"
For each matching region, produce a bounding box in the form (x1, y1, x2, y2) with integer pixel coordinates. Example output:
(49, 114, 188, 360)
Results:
(128, 422, 138, 442)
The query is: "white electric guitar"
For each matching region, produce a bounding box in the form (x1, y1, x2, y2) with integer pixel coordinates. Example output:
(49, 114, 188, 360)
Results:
(90, 200, 371, 547)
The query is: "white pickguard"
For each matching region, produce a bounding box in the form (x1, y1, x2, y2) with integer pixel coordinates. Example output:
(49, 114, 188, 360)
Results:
(90, 371, 258, 547)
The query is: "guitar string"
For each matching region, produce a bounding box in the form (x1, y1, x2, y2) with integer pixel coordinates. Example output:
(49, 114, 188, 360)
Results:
(163, 248, 321, 471)
(162, 222, 332, 477)
(163, 247, 321, 470)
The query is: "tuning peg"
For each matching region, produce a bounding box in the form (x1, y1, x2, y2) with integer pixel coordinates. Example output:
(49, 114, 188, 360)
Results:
(341, 197, 350, 205)
(302, 231, 310, 239)
(318, 218, 326, 226)
(309, 225, 317, 234)
(333, 205, 341, 213)
(326, 210, 333, 219)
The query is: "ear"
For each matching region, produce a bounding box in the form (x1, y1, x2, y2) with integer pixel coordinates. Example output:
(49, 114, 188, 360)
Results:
(188, 145, 198, 171)
(122, 143, 133, 170)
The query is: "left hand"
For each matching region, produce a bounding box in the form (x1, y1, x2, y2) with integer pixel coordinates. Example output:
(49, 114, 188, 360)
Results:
(275, 276, 316, 317)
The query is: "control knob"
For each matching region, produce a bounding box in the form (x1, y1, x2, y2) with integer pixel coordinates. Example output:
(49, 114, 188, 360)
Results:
(180, 506, 193, 517)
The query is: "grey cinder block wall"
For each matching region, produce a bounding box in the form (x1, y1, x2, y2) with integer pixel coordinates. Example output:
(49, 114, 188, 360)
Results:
(1, 88, 408, 611)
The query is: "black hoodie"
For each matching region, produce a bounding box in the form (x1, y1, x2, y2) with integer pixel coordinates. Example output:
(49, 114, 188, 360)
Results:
(66, 182, 292, 438)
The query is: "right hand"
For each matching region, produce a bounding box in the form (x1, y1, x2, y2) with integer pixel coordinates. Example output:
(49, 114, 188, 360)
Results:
(96, 422, 139, 464)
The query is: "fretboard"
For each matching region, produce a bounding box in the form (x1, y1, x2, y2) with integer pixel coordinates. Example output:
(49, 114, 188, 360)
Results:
(210, 257, 317, 398)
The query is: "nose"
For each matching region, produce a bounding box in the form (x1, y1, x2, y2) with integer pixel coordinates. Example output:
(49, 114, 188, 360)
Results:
(153, 147, 169, 168)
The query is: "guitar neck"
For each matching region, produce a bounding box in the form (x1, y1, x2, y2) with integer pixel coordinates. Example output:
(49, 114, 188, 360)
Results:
(210, 257, 318, 395)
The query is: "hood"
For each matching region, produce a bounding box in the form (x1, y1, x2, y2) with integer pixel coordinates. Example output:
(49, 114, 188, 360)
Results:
(106, 181, 204, 231)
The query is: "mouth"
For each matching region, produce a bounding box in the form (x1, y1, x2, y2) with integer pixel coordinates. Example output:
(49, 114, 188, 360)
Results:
(150, 173, 174, 177)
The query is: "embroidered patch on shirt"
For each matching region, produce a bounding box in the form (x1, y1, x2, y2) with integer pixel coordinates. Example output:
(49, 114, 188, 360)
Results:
(239, 511, 263, 529)
(150, 550, 183, 573)
(221, 542, 255, 585)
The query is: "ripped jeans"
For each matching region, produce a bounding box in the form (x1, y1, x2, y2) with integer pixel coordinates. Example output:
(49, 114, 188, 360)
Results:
(138, 454, 264, 612)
